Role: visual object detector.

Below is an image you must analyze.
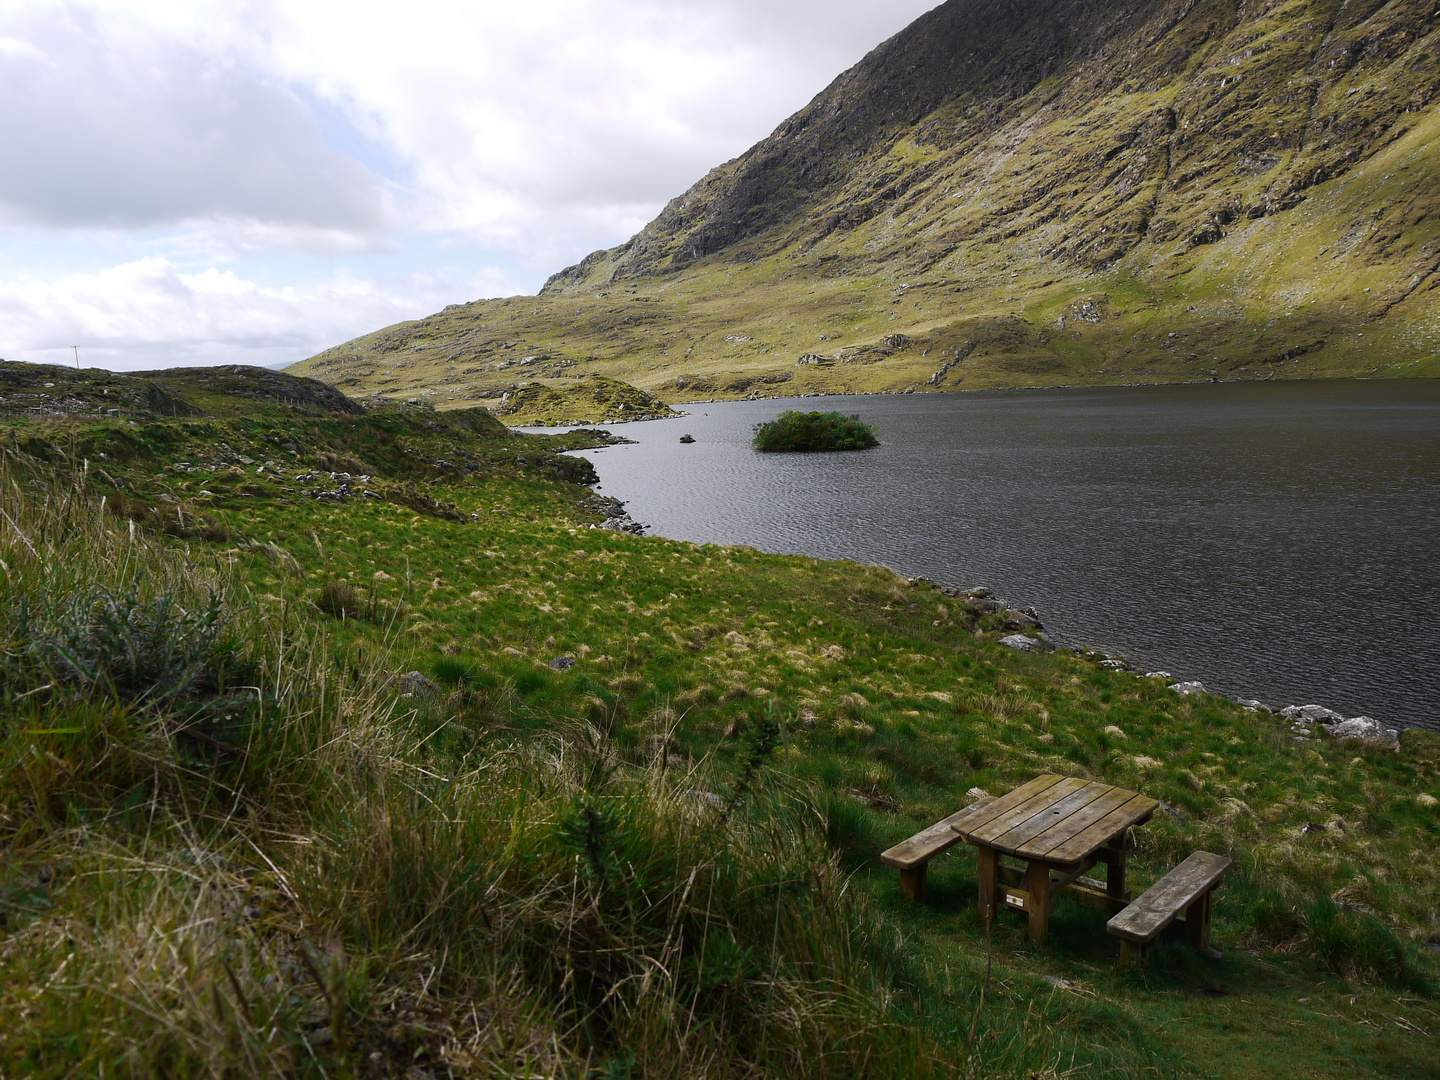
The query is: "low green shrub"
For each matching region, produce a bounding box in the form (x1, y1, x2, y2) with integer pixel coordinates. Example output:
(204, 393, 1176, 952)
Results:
(753, 411, 879, 452)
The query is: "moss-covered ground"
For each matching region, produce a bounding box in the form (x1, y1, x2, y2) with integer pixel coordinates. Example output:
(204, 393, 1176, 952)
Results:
(3, 390, 1438, 1077)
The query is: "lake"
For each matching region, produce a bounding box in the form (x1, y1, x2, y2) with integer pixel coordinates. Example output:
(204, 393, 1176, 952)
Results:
(542, 380, 1440, 730)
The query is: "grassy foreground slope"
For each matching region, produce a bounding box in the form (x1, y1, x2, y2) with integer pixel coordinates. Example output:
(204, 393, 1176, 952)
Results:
(2, 368, 1439, 1078)
(293, 0, 1440, 415)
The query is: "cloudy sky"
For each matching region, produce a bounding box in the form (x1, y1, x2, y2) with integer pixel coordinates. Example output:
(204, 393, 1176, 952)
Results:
(0, 0, 938, 371)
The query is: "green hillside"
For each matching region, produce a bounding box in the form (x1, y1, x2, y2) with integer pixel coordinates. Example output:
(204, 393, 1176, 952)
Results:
(292, 0, 1440, 416)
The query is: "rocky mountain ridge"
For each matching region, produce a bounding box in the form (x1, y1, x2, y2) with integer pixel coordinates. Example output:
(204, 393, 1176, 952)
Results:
(292, 0, 1440, 410)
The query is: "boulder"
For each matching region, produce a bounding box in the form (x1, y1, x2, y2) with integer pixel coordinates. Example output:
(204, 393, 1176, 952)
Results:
(398, 671, 439, 697)
(1236, 698, 1273, 713)
(999, 634, 1038, 651)
(1169, 681, 1207, 695)
(548, 656, 576, 671)
(1000, 609, 1041, 631)
(1281, 704, 1347, 725)
(1324, 716, 1400, 749)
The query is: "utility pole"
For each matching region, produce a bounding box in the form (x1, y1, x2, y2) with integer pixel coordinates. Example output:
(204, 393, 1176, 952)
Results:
(73, 346, 80, 370)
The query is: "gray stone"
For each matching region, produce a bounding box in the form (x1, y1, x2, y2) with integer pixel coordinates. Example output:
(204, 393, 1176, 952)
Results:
(1325, 716, 1400, 749)
(398, 671, 439, 697)
(999, 634, 1039, 651)
(1100, 659, 1129, 670)
(548, 656, 576, 671)
(1281, 704, 1347, 725)
(1001, 609, 1041, 631)
(1236, 699, 1273, 713)
(1159, 800, 1186, 821)
(1169, 681, 1207, 695)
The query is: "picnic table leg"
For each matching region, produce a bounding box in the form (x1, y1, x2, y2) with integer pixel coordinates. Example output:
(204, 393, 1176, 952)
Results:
(1185, 889, 1213, 952)
(1024, 860, 1051, 941)
(899, 865, 927, 902)
(1101, 837, 1127, 901)
(976, 845, 997, 919)
(1120, 939, 1148, 966)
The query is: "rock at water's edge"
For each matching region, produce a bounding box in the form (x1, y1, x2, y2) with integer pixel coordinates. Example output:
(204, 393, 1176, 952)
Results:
(1325, 716, 1400, 749)
(1281, 704, 1347, 725)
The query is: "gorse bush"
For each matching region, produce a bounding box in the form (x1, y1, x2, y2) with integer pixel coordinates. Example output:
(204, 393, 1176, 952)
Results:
(17, 588, 239, 707)
(752, 411, 879, 452)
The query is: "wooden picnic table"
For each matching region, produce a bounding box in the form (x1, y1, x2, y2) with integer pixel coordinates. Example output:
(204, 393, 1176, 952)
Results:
(947, 774, 1159, 942)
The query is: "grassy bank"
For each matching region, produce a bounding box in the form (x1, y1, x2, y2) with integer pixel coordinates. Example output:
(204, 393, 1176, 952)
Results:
(2, 384, 1438, 1078)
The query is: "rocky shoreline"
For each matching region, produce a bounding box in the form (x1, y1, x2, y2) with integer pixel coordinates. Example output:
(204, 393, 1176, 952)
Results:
(920, 581, 1406, 750)
(561, 410, 1418, 748)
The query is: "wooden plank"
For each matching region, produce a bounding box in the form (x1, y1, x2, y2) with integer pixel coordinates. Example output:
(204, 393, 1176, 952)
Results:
(1011, 785, 1138, 860)
(1062, 879, 1130, 916)
(1107, 852, 1231, 944)
(988, 781, 1115, 852)
(1030, 792, 1159, 864)
(963, 777, 1092, 846)
(947, 774, 1066, 838)
(880, 808, 974, 869)
(1097, 841, 1127, 899)
(977, 845, 998, 920)
(1044, 856, 1099, 896)
(899, 866, 927, 901)
(1185, 891, 1212, 952)
(1025, 860, 1051, 940)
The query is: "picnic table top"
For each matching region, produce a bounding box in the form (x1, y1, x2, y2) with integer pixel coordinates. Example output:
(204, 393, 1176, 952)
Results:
(948, 774, 1158, 866)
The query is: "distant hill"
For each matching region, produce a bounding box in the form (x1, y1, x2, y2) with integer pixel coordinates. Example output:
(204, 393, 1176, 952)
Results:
(292, 0, 1440, 409)
(0, 361, 362, 420)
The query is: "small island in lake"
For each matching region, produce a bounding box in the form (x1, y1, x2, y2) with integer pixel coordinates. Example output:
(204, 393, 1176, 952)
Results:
(752, 410, 878, 452)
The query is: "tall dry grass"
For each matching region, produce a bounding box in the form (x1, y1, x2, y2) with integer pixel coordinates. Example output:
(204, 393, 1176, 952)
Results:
(0, 452, 974, 1078)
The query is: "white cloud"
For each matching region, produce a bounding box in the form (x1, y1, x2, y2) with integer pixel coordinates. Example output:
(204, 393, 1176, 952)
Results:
(0, 0, 941, 369)
(0, 256, 522, 370)
(0, 3, 390, 232)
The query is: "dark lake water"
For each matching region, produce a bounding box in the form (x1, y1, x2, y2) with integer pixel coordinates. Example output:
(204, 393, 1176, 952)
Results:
(538, 381, 1440, 730)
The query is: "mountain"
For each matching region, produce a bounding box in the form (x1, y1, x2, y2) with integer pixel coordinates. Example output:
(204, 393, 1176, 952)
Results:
(291, 0, 1440, 409)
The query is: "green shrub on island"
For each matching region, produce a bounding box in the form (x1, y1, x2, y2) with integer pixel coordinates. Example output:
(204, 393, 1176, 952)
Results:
(752, 410, 879, 452)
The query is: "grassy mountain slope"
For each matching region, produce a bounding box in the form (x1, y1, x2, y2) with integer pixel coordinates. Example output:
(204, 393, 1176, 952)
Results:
(3, 369, 1438, 1077)
(292, 0, 1440, 414)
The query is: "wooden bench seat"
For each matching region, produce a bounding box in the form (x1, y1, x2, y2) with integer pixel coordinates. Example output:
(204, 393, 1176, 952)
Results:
(880, 800, 992, 900)
(1107, 850, 1231, 964)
